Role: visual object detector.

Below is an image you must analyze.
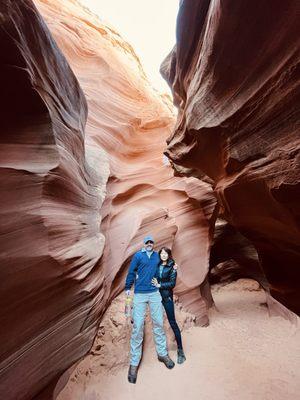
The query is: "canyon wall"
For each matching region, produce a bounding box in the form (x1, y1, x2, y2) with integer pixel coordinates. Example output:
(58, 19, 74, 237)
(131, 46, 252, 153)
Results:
(0, 1, 217, 399)
(161, 0, 300, 315)
(1, 0, 299, 399)
(35, 0, 218, 325)
(0, 1, 108, 399)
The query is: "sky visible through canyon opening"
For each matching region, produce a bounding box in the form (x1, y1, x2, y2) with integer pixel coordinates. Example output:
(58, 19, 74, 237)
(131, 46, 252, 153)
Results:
(81, 0, 179, 94)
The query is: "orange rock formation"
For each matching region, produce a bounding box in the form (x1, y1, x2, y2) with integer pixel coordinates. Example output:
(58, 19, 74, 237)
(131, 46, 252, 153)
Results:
(162, 0, 300, 316)
(0, 1, 217, 398)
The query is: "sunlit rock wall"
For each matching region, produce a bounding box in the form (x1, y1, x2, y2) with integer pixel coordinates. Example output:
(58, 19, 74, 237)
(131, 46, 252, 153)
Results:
(36, 0, 218, 326)
(0, 0, 218, 399)
(162, 0, 300, 315)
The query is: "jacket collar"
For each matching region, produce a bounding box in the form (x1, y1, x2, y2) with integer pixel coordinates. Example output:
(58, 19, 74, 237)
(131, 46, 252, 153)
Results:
(159, 259, 174, 267)
(141, 247, 154, 254)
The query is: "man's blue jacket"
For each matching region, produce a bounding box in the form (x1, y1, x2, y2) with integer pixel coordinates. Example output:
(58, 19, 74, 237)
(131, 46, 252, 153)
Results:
(125, 249, 160, 293)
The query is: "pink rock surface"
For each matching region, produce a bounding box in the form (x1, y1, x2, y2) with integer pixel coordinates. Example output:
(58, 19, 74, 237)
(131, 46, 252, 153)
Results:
(35, 0, 218, 325)
(162, 0, 300, 315)
(0, 1, 217, 399)
(0, 1, 107, 399)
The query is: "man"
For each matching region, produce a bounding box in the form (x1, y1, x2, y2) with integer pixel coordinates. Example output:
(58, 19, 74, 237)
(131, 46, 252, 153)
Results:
(125, 235, 175, 383)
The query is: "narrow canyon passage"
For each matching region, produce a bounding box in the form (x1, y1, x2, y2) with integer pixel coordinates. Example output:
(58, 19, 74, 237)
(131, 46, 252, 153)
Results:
(0, 1, 299, 399)
(58, 280, 300, 400)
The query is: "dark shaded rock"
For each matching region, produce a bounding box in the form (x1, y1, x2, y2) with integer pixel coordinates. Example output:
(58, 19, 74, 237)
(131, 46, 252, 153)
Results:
(162, 0, 300, 315)
(0, 1, 106, 399)
(209, 219, 267, 286)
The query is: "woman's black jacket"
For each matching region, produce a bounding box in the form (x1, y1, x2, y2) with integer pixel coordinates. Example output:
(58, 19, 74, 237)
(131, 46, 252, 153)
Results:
(155, 260, 177, 301)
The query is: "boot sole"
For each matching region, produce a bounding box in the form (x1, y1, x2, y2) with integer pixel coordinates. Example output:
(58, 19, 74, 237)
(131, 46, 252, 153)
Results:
(128, 375, 137, 384)
(158, 358, 175, 369)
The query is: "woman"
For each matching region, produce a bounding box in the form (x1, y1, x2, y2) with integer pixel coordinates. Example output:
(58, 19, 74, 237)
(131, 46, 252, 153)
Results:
(151, 247, 186, 364)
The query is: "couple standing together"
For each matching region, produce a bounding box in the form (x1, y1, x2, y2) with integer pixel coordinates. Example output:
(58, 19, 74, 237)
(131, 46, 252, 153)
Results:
(125, 235, 186, 384)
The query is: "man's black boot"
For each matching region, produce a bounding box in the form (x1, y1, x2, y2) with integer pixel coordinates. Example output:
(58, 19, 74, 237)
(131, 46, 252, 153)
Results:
(158, 354, 175, 369)
(128, 365, 138, 384)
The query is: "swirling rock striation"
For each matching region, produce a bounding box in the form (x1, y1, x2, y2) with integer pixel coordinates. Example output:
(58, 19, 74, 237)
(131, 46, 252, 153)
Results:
(0, 1, 108, 399)
(36, 0, 218, 326)
(0, 0, 218, 399)
(162, 0, 300, 315)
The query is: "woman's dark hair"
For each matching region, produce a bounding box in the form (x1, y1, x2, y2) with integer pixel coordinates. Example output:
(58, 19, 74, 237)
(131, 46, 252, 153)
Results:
(159, 247, 174, 262)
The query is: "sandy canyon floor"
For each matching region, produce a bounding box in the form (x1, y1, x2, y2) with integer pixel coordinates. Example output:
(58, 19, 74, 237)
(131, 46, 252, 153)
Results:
(58, 280, 300, 400)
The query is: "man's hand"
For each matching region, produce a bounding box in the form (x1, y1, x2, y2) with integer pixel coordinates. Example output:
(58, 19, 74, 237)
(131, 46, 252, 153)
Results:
(125, 289, 131, 296)
(151, 278, 161, 288)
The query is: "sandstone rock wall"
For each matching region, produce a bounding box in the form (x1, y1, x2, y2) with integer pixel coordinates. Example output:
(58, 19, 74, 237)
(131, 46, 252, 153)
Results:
(162, 0, 300, 315)
(0, 1, 218, 399)
(36, 0, 218, 325)
(0, 1, 108, 399)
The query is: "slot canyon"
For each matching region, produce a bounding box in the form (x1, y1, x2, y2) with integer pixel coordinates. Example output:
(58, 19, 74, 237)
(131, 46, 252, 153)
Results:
(0, 1, 299, 399)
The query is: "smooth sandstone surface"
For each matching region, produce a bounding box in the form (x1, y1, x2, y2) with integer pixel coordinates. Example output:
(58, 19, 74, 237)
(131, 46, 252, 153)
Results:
(2, 0, 298, 399)
(161, 0, 300, 315)
(35, 0, 218, 325)
(0, 1, 217, 399)
(0, 1, 108, 399)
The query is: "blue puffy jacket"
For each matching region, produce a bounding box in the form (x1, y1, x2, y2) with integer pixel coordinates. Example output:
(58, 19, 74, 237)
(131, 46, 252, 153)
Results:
(125, 249, 160, 293)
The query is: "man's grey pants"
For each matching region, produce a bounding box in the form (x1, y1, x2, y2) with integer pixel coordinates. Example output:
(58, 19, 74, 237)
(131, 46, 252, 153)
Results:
(130, 291, 168, 366)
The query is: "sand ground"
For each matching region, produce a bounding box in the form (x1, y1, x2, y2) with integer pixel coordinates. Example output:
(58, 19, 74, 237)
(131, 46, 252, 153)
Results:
(58, 280, 300, 400)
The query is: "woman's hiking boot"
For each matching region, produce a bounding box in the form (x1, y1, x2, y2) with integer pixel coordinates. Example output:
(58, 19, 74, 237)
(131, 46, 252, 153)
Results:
(158, 354, 175, 369)
(128, 365, 138, 384)
(177, 349, 186, 364)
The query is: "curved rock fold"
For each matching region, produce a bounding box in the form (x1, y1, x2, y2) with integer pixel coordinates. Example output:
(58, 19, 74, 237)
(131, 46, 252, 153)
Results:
(162, 0, 300, 315)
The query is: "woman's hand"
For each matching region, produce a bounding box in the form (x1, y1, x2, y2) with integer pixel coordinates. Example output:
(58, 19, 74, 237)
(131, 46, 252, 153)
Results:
(173, 263, 178, 270)
(151, 277, 161, 288)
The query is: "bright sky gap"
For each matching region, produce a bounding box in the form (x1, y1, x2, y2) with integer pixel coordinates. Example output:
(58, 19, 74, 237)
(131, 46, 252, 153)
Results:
(80, 0, 179, 93)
